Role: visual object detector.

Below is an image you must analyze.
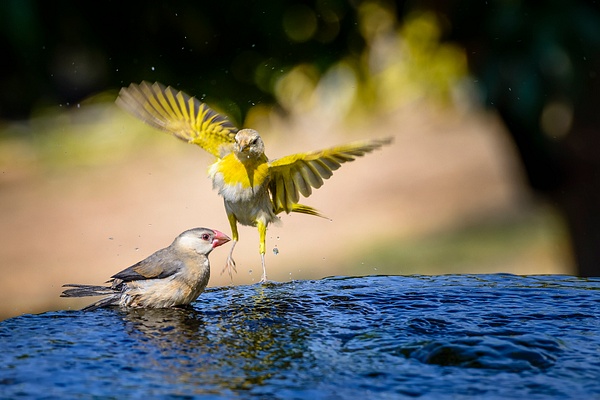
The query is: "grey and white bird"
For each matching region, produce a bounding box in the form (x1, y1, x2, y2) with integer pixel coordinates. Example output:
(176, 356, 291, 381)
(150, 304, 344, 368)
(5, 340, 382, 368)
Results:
(61, 228, 230, 311)
(116, 81, 392, 282)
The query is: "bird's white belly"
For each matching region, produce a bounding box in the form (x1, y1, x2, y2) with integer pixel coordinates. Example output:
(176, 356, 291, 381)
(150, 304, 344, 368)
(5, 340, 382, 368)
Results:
(210, 167, 279, 227)
(120, 270, 209, 308)
(225, 194, 278, 227)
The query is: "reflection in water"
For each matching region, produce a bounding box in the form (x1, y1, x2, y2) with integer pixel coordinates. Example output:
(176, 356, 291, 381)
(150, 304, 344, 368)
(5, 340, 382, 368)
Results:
(118, 284, 313, 394)
(1, 275, 600, 398)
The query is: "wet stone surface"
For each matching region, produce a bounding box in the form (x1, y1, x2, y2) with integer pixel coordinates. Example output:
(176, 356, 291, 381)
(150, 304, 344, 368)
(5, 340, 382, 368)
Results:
(1, 274, 600, 399)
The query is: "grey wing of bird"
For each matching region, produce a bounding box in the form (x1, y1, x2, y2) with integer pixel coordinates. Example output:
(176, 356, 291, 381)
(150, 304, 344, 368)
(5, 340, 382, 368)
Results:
(61, 248, 185, 311)
(110, 248, 184, 283)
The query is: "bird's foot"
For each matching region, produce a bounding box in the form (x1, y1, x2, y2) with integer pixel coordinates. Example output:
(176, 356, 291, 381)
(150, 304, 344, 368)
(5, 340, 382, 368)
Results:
(259, 253, 268, 283)
(221, 256, 237, 282)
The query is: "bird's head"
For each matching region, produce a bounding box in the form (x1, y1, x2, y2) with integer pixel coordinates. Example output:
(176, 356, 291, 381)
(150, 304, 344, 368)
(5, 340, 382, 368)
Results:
(175, 228, 231, 255)
(234, 129, 265, 160)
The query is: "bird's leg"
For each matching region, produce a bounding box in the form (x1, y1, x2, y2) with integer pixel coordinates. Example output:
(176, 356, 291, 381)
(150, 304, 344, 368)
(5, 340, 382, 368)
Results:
(221, 213, 239, 282)
(258, 220, 268, 283)
(224, 241, 237, 276)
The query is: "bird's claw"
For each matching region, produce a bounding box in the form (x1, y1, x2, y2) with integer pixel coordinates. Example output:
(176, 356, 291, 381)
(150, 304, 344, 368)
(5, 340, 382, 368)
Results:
(221, 256, 237, 282)
(259, 253, 268, 283)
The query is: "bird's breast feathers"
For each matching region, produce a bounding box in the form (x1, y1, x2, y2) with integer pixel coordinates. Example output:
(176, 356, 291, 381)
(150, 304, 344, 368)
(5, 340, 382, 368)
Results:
(208, 154, 270, 202)
(121, 260, 210, 308)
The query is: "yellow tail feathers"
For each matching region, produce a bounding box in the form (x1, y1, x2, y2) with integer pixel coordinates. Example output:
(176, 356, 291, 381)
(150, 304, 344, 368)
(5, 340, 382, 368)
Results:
(279, 204, 329, 219)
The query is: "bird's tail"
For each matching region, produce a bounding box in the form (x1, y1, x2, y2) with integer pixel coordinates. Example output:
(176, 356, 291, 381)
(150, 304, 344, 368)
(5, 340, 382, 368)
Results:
(61, 284, 114, 297)
(285, 204, 330, 219)
(61, 284, 120, 311)
(80, 296, 121, 312)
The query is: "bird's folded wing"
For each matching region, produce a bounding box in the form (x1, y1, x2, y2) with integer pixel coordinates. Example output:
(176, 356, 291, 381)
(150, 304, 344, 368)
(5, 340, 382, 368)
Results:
(110, 251, 185, 282)
(116, 81, 237, 157)
(268, 137, 392, 213)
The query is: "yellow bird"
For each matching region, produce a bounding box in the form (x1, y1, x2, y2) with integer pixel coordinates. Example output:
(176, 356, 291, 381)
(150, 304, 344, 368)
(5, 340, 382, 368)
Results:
(116, 81, 392, 282)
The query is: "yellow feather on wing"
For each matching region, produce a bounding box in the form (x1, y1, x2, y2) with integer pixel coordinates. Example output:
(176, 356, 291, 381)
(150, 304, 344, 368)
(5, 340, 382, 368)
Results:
(268, 137, 393, 213)
(116, 81, 238, 157)
(287, 204, 328, 218)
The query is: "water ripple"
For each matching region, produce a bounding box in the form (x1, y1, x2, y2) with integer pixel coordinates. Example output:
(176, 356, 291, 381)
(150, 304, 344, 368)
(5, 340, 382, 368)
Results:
(1, 274, 599, 398)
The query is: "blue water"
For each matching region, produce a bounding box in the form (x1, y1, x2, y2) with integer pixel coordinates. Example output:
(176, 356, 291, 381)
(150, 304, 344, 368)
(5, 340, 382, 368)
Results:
(1, 275, 599, 399)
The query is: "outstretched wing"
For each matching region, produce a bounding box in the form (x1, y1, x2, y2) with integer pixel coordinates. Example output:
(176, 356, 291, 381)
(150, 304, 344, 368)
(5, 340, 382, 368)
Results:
(268, 137, 392, 213)
(116, 81, 238, 157)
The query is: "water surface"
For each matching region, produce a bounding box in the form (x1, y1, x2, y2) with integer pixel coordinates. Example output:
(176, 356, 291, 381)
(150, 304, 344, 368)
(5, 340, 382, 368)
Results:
(2, 275, 599, 398)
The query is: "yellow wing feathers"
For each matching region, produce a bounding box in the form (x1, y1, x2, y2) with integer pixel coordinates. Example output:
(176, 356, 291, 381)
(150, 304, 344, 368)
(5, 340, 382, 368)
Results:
(117, 81, 237, 157)
(269, 138, 393, 213)
(116, 81, 392, 283)
(118, 81, 392, 216)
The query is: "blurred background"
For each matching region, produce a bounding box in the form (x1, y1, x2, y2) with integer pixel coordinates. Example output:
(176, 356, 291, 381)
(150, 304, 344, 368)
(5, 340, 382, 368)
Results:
(2, 0, 599, 319)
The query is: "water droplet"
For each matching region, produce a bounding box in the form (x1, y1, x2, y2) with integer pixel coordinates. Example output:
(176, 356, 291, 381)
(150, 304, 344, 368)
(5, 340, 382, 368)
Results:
(273, 247, 279, 255)
(151, 66, 155, 71)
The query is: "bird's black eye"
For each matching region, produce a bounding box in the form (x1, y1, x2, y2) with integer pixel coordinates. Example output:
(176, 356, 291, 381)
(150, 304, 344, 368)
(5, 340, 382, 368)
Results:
(201, 234, 210, 241)
(250, 137, 258, 145)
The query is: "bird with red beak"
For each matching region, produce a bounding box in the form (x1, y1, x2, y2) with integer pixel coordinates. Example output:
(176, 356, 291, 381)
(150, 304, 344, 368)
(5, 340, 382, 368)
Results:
(61, 228, 230, 311)
(116, 82, 392, 282)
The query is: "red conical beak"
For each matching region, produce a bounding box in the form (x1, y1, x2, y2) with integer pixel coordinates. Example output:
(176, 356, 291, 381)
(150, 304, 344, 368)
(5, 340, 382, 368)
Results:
(212, 230, 231, 248)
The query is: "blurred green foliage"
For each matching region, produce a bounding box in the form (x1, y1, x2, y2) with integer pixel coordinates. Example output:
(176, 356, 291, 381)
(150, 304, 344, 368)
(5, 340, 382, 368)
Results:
(0, 0, 465, 125)
(0, 1, 467, 171)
